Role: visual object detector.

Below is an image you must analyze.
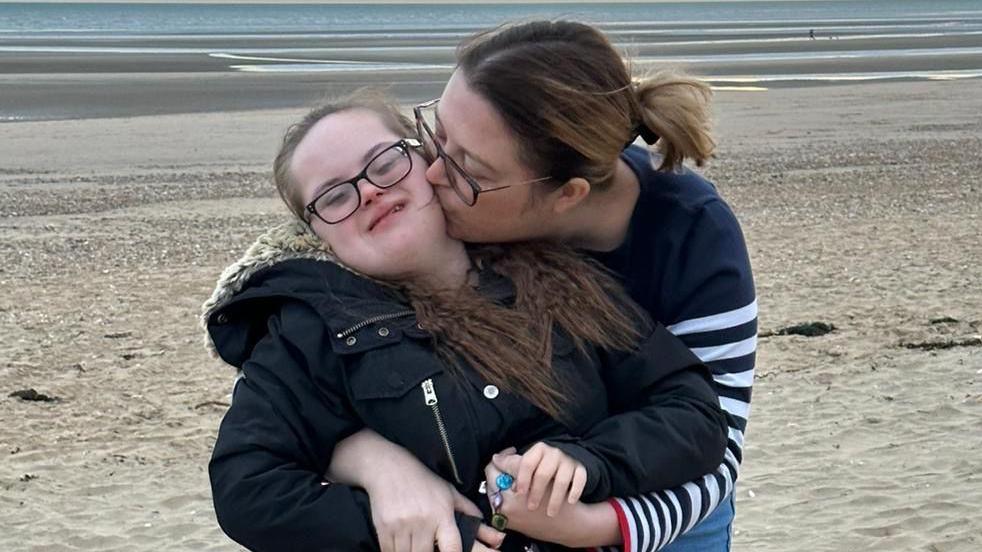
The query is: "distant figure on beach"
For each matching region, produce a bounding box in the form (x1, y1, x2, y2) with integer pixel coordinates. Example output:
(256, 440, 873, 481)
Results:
(809, 28, 816, 40)
(206, 20, 756, 552)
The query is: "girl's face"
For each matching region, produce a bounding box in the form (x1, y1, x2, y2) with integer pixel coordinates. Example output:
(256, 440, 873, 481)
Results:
(424, 70, 558, 244)
(291, 108, 449, 280)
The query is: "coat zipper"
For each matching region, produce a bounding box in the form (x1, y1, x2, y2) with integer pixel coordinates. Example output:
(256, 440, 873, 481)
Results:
(335, 310, 415, 339)
(421, 378, 463, 485)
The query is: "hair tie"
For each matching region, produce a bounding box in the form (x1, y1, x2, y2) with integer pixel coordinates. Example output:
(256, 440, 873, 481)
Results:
(636, 124, 660, 145)
(623, 123, 660, 150)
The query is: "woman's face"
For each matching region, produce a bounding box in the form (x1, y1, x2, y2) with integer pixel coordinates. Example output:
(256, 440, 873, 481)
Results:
(291, 108, 448, 279)
(424, 70, 557, 243)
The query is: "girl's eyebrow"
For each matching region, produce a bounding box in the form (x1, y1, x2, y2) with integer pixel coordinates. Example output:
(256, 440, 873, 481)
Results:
(312, 141, 391, 196)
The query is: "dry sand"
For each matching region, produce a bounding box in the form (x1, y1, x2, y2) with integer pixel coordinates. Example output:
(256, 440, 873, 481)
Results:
(1, 79, 980, 551)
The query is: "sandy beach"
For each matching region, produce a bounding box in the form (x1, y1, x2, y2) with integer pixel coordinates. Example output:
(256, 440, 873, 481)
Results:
(1, 76, 979, 551)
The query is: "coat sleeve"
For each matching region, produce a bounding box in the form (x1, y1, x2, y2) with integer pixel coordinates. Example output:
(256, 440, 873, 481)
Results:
(542, 323, 729, 502)
(209, 301, 380, 551)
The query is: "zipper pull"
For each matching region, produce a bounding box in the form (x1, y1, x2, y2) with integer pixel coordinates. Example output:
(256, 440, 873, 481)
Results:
(421, 378, 438, 406)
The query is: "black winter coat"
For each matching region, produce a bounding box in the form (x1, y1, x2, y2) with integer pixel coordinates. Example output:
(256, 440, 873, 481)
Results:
(202, 223, 728, 552)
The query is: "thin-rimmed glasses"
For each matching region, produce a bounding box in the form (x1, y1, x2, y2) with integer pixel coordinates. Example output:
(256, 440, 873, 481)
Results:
(413, 98, 550, 206)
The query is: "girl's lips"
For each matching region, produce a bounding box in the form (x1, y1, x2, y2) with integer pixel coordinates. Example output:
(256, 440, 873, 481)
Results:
(368, 202, 405, 232)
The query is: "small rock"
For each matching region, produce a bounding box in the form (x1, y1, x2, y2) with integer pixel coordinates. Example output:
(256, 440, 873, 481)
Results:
(9, 389, 59, 402)
(763, 322, 835, 338)
(930, 316, 959, 325)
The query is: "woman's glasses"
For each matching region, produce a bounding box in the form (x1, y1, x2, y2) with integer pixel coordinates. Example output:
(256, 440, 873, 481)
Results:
(414, 99, 550, 206)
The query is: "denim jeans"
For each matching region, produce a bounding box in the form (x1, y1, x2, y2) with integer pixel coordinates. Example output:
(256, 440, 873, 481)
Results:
(660, 493, 734, 552)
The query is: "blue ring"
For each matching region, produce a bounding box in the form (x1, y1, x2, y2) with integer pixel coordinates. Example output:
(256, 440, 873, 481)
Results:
(495, 473, 514, 492)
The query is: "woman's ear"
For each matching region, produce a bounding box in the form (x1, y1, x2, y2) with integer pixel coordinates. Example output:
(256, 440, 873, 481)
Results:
(550, 177, 592, 215)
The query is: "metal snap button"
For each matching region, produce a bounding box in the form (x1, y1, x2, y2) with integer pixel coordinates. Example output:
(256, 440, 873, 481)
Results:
(377, 327, 390, 337)
(416, 323, 425, 330)
(483, 385, 499, 399)
(215, 313, 228, 324)
(345, 336, 357, 346)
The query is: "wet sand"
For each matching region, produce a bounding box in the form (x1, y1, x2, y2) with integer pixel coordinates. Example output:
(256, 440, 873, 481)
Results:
(1, 79, 981, 551)
(3, 26, 980, 120)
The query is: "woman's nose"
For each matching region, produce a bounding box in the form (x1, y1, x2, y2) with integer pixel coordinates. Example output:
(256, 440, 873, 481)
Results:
(425, 157, 450, 187)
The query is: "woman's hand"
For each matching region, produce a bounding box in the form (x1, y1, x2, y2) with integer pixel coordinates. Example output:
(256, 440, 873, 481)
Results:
(490, 443, 588, 516)
(483, 448, 619, 548)
(329, 430, 503, 552)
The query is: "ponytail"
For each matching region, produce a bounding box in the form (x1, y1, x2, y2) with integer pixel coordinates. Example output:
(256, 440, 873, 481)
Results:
(634, 70, 716, 171)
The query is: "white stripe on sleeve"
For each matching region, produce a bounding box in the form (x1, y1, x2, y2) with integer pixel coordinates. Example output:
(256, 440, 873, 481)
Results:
(666, 299, 758, 336)
(691, 335, 757, 362)
(713, 368, 755, 388)
(719, 396, 751, 420)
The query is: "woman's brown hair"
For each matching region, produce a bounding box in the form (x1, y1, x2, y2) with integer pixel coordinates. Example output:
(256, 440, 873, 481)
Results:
(273, 92, 647, 420)
(457, 20, 715, 188)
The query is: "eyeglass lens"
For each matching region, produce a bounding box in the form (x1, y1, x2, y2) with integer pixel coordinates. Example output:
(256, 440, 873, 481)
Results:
(312, 144, 412, 223)
(416, 104, 477, 206)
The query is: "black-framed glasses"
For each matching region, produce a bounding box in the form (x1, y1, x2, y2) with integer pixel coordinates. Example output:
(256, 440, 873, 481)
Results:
(305, 138, 421, 225)
(413, 98, 550, 206)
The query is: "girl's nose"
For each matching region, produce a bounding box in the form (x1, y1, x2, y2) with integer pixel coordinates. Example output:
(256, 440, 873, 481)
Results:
(360, 180, 385, 205)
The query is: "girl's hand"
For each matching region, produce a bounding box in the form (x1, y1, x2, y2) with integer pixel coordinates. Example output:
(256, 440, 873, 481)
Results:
(329, 430, 504, 552)
(489, 443, 588, 516)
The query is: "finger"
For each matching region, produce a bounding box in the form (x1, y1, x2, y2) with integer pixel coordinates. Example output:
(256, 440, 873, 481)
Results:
(410, 527, 435, 552)
(475, 524, 506, 549)
(484, 461, 501, 495)
(435, 520, 462, 552)
(527, 449, 560, 510)
(547, 461, 575, 516)
(394, 531, 412, 552)
(496, 446, 517, 456)
(381, 532, 397, 552)
(490, 453, 523, 478)
(568, 465, 588, 504)
(470, 542, 495, 552)
(516, 445, 545, 495)
(452, 488, 483, 517)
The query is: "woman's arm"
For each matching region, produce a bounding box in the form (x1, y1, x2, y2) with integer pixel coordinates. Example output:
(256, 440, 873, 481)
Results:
(539, 323, 729, 502)
(588, 198, 759, 552)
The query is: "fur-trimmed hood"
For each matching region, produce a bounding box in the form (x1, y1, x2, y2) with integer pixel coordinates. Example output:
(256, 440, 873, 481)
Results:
(199, 219, 397, 364)
(200, 220, 335, 333)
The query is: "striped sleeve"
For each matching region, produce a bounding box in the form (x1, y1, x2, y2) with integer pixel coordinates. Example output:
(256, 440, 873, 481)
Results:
(604, 299, 756, 551)
(602, 198, 756, 552)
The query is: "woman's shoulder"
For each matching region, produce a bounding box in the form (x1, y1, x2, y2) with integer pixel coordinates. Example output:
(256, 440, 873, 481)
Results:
(618, 146, 745, 242)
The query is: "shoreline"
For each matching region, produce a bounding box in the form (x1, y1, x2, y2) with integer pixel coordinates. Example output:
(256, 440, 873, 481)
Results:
(3, 18, 980, 123)
(2, 70, 980, 124)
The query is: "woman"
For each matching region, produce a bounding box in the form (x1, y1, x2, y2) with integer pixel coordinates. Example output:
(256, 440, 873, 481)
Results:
(203, 95, 728, 551)
(327, 20, 756, 552)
